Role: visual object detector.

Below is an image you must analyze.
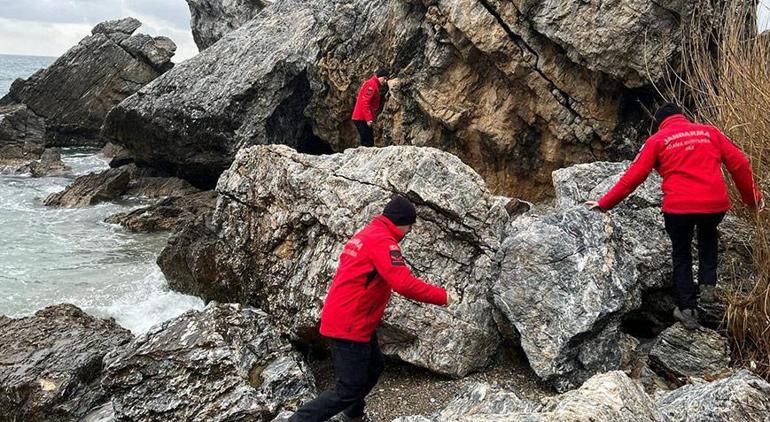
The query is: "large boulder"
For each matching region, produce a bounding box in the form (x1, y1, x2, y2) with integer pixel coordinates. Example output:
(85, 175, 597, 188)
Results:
(29, 148, 70, 177)
(493, 207, 643, 390)
(43, 166, 134, 207)
(397, 371, 665, 421)
(186, 0, 271, 50)
(649, 323, 731, 381)
(159, 145, 510, 377)
(0, 18, 175, 147)
(0, 304, 133, 421)
(102, 303, 316, 421)
(657, 370, 770, 421)
(0, 103, 46, 171)
(103, 0, 699, 197)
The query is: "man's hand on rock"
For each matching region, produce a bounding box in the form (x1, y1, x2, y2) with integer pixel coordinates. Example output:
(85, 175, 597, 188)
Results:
(366, 121, 373, 127)
(584, 201, 604, 212)
(445, 287, 460, 307)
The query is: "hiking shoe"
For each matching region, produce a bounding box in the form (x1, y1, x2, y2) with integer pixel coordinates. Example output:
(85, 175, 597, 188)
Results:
(673, 307, 700, 330)
(700, 284, 718, 305)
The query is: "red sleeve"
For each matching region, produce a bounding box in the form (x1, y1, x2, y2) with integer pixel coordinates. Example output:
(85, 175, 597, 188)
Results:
(598, 137, 660, 211)
(715, 130, 762, 206)
(370, 241, 447, 306)
(362, 81, 377, 122)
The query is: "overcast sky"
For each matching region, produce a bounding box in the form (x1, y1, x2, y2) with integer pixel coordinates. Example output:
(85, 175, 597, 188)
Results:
(0, 1, 768, 63)
(0, 0, 198, 61)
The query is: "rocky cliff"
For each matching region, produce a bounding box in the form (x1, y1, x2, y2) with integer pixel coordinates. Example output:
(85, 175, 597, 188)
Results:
(103, 0, 697, 198)
(186, 0, 271, 50)
(0, 18, 176, 147)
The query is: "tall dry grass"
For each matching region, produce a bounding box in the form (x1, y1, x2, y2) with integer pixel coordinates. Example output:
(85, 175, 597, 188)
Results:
(660, 0, 770, 376)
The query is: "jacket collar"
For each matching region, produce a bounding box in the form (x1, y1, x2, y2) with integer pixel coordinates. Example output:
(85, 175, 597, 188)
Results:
(373, 215, 405, 241)
(658, 114, 689, 131)
(370, 75, 381, 86)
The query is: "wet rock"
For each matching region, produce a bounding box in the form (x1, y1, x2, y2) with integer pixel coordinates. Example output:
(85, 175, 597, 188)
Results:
(397, 371, 664, 421)
(43, 166, 133, 207)
(649, 323, 730, 381)
(29, 148, 70, 177)
(0, 17, 175, 147)
(186, 0, 271, 50)
(102, 303, 316, 421)
(125, 175, 199, 198)
(104, 0, 699, 197)
(493, 207, 642, 390)
(657, 369, 770, 421)
(159, 145, 510, 377)
(105, 190, 217, 232)
(0, 304, 133, 422)
(0, 103, 46, 172)
(99, 142, 127, 160)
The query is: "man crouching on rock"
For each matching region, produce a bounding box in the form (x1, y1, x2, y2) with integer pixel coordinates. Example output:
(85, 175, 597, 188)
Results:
(290, 195, 456, 422)
(586, 103, 763, 330)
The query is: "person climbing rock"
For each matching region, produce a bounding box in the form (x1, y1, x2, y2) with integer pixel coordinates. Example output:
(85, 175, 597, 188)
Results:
(351, 68, 390, 147)
(290, 195, 458, 422)
(585, 103, 764, 330)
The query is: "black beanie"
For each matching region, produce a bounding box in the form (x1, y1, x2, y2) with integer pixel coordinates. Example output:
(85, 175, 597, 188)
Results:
(653, 102, 683, 131)
(383, 195, 416, 226)
(375, 68, 391, 78)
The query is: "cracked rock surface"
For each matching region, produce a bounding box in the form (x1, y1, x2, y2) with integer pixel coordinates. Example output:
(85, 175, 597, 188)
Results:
(159, 145, 510, 377)
(0, 304, 133, 422)
(0, 104, 46, 172)
(396, 371, 665, 421)
(103, 0, 699, 197)
(0, 17, 175, 147)
(102, 303, 315, 422)
(186, 0, 271, 50)
(657, 370, 770, 421)
(649, 323, 730, 380)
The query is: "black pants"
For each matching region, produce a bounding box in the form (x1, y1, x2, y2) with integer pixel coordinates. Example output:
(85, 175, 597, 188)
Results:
(663, 212, 725, 310)
(353, 120, 374, 147)
(290, 335, 385, 422)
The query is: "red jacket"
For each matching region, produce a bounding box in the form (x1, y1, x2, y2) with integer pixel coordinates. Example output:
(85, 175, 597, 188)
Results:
(599, 114, 762, 213)
(319, 215, 448, 342)
(351, 75, 381, 122)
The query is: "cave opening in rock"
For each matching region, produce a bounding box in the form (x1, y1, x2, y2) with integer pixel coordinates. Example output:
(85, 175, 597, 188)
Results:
(266, 70, 335, 156)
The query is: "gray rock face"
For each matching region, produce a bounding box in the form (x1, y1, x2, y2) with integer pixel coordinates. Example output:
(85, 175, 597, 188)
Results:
(397, 371, 665, 421)
(0, 103, 46, 171)
(0, 18, 175, 147)
(186, 0, 271, 50)
(105, 190, 217, 232)
(102, 303, 316, 421)
(159, 145, 510, 377)
(0, 304, 133, 422)
(493, 207, 642, 390)
(657, 370, 770, 421)
(649, 323, 730, 380)
(103, 0, 699, 197)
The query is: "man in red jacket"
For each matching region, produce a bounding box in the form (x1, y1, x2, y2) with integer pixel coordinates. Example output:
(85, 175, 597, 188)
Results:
(290, 195, 455, 422)
(351, 69, 390, 147)
(586, 103, 764, 329)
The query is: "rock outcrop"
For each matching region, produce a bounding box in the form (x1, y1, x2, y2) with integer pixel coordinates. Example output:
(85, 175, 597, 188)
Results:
(0, 103, 46, 172)
(657, 370, 770, 421)
(103, 0, 699, 197)
(105, 190, 217, 232)
(649, 323, 731, 381)
(397, 371, 665, 421)
(44, 164, 200, 207)
(29, 148, 70, 177)
(186, 0, 271, 50)
(0, 304, 133, 422)
(0, 18, 175, 147)
(102, 303, 316, 421)
(159, 145, 510, 377)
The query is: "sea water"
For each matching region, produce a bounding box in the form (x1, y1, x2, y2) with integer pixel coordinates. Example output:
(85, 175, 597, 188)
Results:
(0, 54, 203, 333)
